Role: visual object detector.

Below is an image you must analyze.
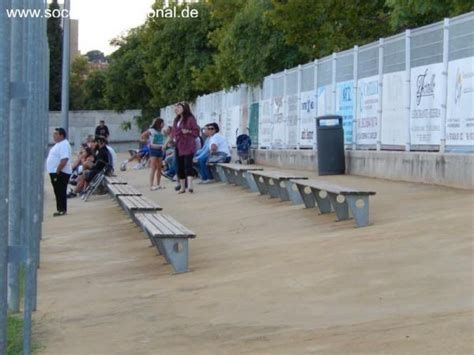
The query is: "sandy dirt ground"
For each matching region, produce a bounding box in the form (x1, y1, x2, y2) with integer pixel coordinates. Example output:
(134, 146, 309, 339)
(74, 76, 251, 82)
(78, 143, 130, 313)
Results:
(35, 156, 474, 354)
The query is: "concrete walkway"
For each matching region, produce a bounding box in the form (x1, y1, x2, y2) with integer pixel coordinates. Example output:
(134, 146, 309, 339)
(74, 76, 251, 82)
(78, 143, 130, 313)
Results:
(35, 162, 474, 354)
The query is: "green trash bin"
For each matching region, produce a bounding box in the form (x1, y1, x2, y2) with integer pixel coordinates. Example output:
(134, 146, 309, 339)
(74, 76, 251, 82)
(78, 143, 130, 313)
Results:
(316, 115, 345, 175)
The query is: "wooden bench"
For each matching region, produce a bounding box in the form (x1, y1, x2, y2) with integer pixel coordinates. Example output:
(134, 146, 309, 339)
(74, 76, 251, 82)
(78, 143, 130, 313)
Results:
(105, 176, 127, 185)
(290, 179, 376, 227)
(248, 171, 308, 203)
(216, 163, 263, 192)
(107, 184, 143, 198)
(135, 213, 196, 274)
(117, 195, 162, 220)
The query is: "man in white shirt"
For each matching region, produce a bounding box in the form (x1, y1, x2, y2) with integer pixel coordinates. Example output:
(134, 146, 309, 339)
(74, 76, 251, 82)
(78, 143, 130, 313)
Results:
(46, 128, 72, 216)
(207, 123, 231, 163)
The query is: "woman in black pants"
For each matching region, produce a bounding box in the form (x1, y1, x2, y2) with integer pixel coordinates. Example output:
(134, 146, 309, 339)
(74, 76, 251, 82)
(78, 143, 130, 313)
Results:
(171, 102, 200, 193)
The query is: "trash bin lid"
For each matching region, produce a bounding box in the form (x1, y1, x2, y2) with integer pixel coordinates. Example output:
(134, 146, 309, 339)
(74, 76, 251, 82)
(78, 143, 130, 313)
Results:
(316, 115, 342, 128)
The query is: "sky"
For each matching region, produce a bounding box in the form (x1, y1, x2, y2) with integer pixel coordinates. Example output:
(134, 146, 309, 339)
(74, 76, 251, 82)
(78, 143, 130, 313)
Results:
(64, 0, 156, 55)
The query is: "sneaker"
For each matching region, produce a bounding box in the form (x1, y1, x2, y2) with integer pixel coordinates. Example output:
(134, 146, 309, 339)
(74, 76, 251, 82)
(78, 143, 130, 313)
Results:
(198, 180, 210, 184)
(132, 163, 142, 170)
(150, 186, 159, 191)
(174, 185, 181, 191)
(53, 211, 67, 217)
(67, 192, 77, 198)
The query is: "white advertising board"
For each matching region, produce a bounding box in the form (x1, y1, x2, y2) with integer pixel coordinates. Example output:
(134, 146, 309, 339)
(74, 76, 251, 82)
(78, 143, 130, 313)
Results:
(381, 71, 406, 146)
(336, 80, 354, 144)
(229, 105, 240, 146)
(317, 85, 333, 116)
(299, 90, 316, 147)
(286, 94, 299, 147)
(271, 96, 285, 148)
(410, 63, 443, 145)
(258, 99, 272, 148)
(357, 75, 379, 145)
(446, 57, 474, 146)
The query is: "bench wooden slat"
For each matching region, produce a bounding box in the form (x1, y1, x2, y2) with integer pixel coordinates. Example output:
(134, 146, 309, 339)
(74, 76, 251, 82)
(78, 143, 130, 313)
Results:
(216, 163, 263, 172)
(250, 171, 308, 180)
(118, 195, 162, 211)
(290, 179, 376, 195)
(135, 213, 196, 238)
(108, 184, 142, 196)
(105, 176, 127, 185)
(161, 214, 195, 235)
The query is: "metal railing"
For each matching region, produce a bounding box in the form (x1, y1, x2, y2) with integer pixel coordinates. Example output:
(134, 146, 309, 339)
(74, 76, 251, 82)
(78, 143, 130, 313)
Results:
(0, 0, 50, 353)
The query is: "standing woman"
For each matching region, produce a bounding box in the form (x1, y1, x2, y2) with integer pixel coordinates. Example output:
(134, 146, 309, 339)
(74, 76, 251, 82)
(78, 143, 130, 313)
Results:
(141, 117, 167, 190)
(172, 102, 200, 193)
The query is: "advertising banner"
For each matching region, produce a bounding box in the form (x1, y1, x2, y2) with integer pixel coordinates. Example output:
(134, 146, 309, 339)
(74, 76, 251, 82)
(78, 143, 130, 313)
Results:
(286, 94, 299, 147)
(272, 96, 285, 148)
(336, 80, 354, 144)
(317, 84, 334, 116)
(259, 100, 272, 148)
(249, 102, 259, 147)
(299, 90, 316, 147)
(381, 71, 406, 146)
(229, 106, 241, 146)
(410, 63, 443, 145)
(357, 75, 379, 145)
(446, 57, 474, 146)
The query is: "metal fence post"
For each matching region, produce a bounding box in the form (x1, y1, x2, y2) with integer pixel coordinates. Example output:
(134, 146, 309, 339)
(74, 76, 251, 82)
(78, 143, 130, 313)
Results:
(405, 29, 411, 151)
(296, 64, 302, 150)
(61, 0, 70, 132)
(0, 0, 12, 351)
(352, 45, 359, 150)
(8, 0, 26, 314)
(283, 69, 288, 149)
(440, 18, 450, 153)
(313, 59, 318, 151)
(23, 1, 35, 351)
(331, 52, 337, 114)
(270, 73, 274, 148)
(377, 38, 384, 151)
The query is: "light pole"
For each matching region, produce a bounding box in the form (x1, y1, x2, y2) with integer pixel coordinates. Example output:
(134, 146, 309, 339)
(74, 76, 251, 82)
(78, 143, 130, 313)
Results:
(60, 0, 70, 132)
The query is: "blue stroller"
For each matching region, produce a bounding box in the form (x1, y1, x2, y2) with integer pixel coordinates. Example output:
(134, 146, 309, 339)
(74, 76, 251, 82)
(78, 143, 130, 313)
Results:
(235, 133, 254, 164)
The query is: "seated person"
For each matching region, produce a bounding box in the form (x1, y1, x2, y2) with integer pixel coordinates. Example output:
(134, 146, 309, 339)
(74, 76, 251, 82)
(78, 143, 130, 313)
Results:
(104, 138, 117, 174)
(121, 145, 150, 171)
(193, 124, 213, 183)
(68, 137, 110, 198)
(70, 145, 95, 185)
(207, 122, 231, 163)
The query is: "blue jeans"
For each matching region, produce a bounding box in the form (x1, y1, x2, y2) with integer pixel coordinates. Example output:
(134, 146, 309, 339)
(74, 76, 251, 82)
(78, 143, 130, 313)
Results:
(198, 156, 212, 181)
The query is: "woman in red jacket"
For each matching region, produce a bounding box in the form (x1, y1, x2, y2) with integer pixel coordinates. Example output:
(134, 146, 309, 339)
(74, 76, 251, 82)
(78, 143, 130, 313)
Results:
(172, 102, 200, 193)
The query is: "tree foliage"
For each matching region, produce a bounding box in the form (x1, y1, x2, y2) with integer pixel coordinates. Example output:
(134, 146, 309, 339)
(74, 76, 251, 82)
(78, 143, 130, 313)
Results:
(47, 0, 63, 111)
(386, 0, 474, 31)
(268, 0, 391, 60)
(69, 56, 89, 110)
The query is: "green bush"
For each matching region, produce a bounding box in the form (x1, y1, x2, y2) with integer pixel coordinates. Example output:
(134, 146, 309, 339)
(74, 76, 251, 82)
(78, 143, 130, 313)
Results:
(7, 313, 23, 355)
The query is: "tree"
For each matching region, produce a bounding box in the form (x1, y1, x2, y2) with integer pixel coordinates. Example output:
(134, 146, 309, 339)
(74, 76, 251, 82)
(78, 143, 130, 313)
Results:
(387, 0, 474, 31)
(83, 70, 107, 110)
(86, 50, 106, 63)
(267, 0, 391, 60)
(213, 0, 305, 87)
(47, 0, 63, 111)
(69, 56, 89, 110)
(141, 1, 217, 107)
(105, 28, 158, 129)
